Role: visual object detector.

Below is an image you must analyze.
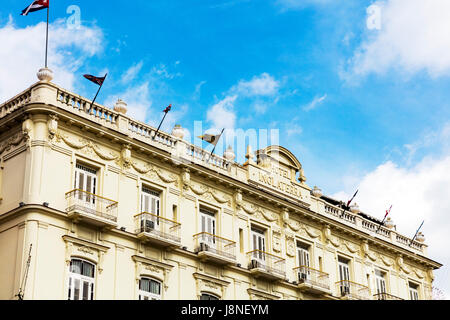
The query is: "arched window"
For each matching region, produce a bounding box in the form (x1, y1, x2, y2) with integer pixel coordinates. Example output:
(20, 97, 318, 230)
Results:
(200, 293, 220, 301)
(68, 259, 95, 300)
(139, 277, 162, 300)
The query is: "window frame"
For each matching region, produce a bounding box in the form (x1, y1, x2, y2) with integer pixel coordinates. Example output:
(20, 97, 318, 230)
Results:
(374, 269, 387, 295)
(138, 277, 162, 300)
(251, 227, 266, 262)
(200, 293, 220, 301)
(199, 207, 217, 248)
(409, 282, 420, 300)
(67, 258, 96, 301)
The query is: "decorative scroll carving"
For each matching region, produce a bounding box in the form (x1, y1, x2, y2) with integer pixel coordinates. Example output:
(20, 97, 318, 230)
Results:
(323, 225, 340, 248)
(284, 213, 321, 240)
(182, 168, 191, 191)
(48, 115, 58, 140)
(56, 132, 119, 161)
(379, 255, 394, 267)
(428, 269, 435, 282)
(0, 132, 26, 156)
(343, 241, 359, 254)
(396, 255, 411, 274)
(22, 118, 33, 141)
(190, 184, 231, 206)
(241, 203, 278, 222)
(234, 189, 243, 210)
(121, 144, 131, 168)
(130, 161, 179, 187)
(361, 241, 377, 261)
(272, 227, 282, 253)
(285, 232, 296, 257)
(413, 269, 425, 279)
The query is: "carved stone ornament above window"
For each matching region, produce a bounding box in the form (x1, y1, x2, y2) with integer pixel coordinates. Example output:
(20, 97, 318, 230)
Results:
(62, 235, 109, 274)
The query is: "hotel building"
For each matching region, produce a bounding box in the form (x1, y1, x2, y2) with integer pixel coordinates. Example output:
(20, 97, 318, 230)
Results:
(0, 68, 442, 300)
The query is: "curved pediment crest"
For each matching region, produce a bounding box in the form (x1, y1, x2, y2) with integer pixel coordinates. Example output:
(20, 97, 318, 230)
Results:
(255, 145, 307, 183)
(257, 146, 302, 171)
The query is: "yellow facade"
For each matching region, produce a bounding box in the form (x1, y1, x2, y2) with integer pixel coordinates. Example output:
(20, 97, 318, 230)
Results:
(0, 78, 442, 300)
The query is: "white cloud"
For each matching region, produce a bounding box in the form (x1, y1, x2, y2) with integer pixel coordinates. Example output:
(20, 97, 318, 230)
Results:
(0, 17, 103, 102)
(233, 73, 279, 97)
(193, 80, 207, 100)
(346, 0, 450, 78)
(151, 63, 182, 80)
(207, 95, 238, 130)
(331, 125, 450, 297)
(121, 61, 143, 84)
(303, 94, 327, 111)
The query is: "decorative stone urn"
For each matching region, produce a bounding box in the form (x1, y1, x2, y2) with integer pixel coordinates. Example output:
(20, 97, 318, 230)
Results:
(172, 124, 185, 139)
(223, 145, 236, 161)
(37, 67, 54, 82)
(384, 217, 395, 229)
(114, 99, 128, 114)
(416, 232, 425, 243)
(349, 203, 360, 214)
(311, 186, 323, 198)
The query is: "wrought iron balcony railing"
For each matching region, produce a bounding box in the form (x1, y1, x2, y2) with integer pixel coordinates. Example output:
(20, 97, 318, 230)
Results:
(134, 212, 181, 244)
(193, 232, 236, 262)
(294, 266, 330, 291)
(373, 292, 404, 300)
(65, 189, 118, 223)
(335, 280, 370, 300)
(247, 250, 286, 278)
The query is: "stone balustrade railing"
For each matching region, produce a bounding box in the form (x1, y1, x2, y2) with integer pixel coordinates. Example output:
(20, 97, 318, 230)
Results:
(321, 200, 425, 254)
(0, 81, 428, 256)
(0, 89, 32, 119)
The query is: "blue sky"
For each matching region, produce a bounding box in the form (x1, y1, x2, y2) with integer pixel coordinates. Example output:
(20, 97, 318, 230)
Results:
(1, 0, 450, 297)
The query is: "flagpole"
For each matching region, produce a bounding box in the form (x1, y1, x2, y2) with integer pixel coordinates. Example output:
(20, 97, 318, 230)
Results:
(410, 221, 424, 246)
(376, 205, 392, 234)
(210, 129, 225, 157)
(45, 5, 49, 68)
(90, 73, 107, 109)
(153, 112, 169, 140)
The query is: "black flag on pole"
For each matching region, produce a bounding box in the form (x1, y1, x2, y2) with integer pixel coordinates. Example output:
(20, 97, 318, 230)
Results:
(84, 73, 108, 108)
(84, 74, 107, 86)
(153, 105, 172, 139)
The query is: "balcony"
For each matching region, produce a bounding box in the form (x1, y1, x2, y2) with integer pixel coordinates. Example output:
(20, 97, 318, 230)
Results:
(294, 266, 331, 295)
(335, 280, 371, 300)
(247, 250, 286, 281)
(65, 189, 118, 229)
(193, 232, 236, 265)
(134, 212, 181, 248)
(373, 292, 404, 300)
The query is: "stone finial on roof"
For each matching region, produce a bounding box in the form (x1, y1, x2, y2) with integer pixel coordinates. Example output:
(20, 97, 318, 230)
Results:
(114, 99, 127, 114)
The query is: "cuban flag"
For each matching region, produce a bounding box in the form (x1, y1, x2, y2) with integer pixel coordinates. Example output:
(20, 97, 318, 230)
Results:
(21, 0, 49, 16)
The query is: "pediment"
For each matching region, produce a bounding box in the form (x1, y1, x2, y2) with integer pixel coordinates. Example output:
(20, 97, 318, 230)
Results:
(256, 146, 302, 172)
